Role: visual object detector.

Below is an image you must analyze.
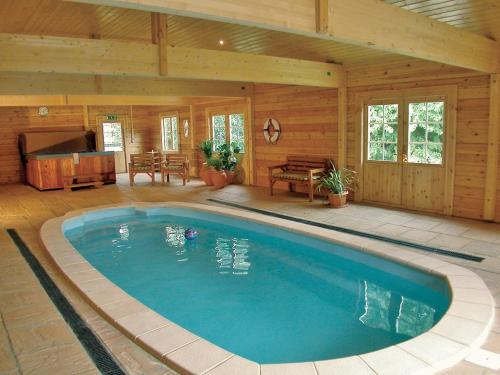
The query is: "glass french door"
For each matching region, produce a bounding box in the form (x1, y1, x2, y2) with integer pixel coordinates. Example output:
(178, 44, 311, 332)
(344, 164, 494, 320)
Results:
(363, 95, 449, 213)
(100, 121, 127, 173)
(210, 113, 245, 152)
(209, 109, 249, 183)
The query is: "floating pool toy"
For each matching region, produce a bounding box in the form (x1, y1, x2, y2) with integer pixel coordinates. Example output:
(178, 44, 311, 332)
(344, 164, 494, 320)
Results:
(184, 228, 198, 240)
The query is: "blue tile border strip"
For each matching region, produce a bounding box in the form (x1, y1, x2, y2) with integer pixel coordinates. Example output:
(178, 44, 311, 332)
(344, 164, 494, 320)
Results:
(206, 199, 485, 263)
(6, 229, 126, 375)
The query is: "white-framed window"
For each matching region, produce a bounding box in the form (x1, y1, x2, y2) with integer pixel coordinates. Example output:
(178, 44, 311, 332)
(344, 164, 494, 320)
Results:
(209, 111, 245, 153)
(161, 114, 179, 152)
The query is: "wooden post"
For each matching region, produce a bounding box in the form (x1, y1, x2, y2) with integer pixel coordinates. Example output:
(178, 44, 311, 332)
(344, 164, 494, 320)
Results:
(151, 13, 159, 44)
(246, 96, 255, 185)
(316, 0, 329, 34)
(151, 13, 168, 76)
(94, 76, 103, 94)
(91, 33, 103, 94)
(189, 104, 196, 177)
(337, 86, 347, 169)
(82, 104, 89, 130)
(483, 74, 500, 221)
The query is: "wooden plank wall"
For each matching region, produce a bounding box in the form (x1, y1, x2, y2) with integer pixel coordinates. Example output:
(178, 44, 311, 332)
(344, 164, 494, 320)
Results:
(346, 75, 491, 221)
(148, 105, 195, 174)
(0, 104, 190, 184)
(253, 84, 338, 189)
(0, 105, 84, 184)
(0, 68, 497, 223)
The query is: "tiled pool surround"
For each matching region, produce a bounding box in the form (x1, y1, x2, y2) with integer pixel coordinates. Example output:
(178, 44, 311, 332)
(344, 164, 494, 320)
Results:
(40, 202, 495, 375)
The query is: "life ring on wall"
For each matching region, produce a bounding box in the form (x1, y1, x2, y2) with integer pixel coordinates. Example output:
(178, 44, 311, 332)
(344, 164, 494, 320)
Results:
(263, 118, 281, 144)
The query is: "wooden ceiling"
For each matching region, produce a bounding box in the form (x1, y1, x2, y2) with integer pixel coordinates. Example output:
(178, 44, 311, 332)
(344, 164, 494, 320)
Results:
(0, 0, 499, 70)
(386, 0, 500, 40)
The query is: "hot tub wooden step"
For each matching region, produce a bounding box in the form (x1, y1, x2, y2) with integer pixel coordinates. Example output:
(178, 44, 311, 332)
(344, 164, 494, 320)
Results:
(63, 174, 103, 191)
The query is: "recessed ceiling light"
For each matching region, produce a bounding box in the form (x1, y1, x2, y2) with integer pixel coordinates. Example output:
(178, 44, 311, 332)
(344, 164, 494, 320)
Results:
(219, 39, 224, 45)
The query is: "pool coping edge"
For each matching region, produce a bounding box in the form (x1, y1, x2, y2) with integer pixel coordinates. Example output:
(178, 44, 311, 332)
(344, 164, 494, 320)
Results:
(39, 202, 495, 375)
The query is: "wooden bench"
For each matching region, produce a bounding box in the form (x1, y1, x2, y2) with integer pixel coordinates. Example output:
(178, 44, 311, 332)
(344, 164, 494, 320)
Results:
(268, 155, 328, 202)
(161, 154, 190, 186)
(63, 173, 103, 191)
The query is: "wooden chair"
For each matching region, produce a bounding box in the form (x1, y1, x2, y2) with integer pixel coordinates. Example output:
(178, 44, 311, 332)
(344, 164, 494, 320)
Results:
(161, 154, 190, 185)
(268, 155, 328, 201)
(128, 152, 162, 186)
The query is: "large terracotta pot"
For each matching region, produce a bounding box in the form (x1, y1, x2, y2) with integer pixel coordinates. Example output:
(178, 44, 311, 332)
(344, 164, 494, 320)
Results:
(211, 170, 227, 189)
(328, 191, 348, 208)
(199, 164, 213, 185)
(225, 170, 237, 185)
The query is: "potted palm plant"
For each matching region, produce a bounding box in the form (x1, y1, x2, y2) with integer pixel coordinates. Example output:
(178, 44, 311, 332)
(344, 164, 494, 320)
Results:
(317, 163, 357, 208)
(199, 139, 213, 185)
(206, 157, 226, 189)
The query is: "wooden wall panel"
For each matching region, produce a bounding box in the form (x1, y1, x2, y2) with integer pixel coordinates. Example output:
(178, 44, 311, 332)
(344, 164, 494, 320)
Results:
(0, 105, 84, 184)
(149, 106, 191, 154)
(347, 75, 491, 221)
(253, 84, 338, 189)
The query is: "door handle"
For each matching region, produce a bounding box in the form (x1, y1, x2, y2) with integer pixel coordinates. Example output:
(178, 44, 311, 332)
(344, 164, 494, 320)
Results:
(402, 154, 408, 163)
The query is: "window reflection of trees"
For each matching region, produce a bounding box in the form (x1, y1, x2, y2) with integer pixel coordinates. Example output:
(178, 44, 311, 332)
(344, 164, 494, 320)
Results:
(111, 223, 130, 247)
(111, 223, 131, 258)
(215, 237, 251, 275)
(165, 225, 188, 262)
(161, 225, 252, 274)
(358, 281, 436, 337)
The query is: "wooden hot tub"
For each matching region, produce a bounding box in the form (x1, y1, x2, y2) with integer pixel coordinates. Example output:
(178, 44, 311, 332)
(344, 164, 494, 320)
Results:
(26, 152, 116, 190)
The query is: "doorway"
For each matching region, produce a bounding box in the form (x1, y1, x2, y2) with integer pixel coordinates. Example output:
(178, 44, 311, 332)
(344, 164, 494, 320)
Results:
(359, 87, 457, 214)
(207, 104, 252, 184)
(99, 121, 127, 173)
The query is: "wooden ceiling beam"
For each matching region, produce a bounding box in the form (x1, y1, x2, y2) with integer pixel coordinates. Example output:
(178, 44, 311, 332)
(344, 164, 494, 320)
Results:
(0, 72, 253, 97)
(168, 46, 344, 87)
(66, 0, 500, 73)
(0, 33, 343, 87)
(328, 0, 500, 73)
(0, 95, 195, 107)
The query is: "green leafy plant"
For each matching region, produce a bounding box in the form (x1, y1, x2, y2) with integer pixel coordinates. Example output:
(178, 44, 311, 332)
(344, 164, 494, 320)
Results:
(317, 162, 358, 195)
(212, 142, 240, 171)
(206, 157, 223, 171)
(200, 139, 213, 161)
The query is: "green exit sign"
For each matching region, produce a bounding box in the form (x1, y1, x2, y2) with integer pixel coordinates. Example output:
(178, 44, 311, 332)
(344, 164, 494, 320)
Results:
(106, 114, 117, 121)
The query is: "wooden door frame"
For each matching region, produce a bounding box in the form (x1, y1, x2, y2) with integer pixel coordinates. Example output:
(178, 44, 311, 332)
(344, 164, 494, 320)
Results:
(96, 114, 129, 173)
(205, 103, 254, 185)
(355, 85, 457, 215)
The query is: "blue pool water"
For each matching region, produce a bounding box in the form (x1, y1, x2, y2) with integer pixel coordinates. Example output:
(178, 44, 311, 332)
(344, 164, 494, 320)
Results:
(64, 207, 451, 364)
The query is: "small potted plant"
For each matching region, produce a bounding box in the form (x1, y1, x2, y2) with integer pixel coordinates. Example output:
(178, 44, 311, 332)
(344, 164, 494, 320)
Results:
(206, 157, 226, 189)
(199, 139, 213, 185)
(317, 162, 357, 208)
